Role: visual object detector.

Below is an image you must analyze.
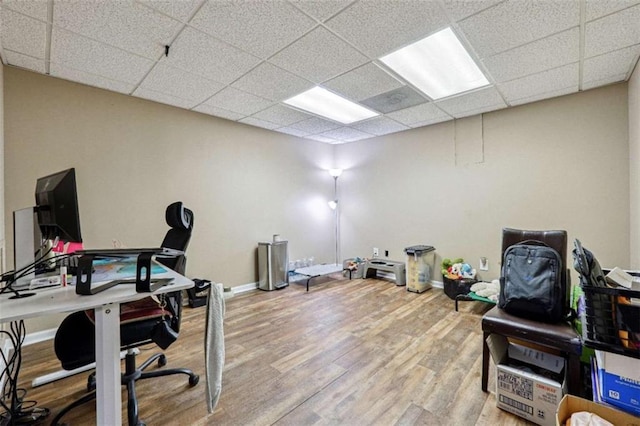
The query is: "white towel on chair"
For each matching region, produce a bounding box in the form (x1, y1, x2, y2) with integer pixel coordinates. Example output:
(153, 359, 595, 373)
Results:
(205, 282, 225, 413)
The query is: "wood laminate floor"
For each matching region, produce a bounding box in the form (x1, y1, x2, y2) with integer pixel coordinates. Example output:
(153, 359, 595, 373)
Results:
(15, 276, 531, 425)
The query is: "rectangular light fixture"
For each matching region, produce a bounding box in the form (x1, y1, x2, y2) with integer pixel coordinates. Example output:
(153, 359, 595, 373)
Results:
(284, 86, 378, 124)
(380, 27, 489, 100)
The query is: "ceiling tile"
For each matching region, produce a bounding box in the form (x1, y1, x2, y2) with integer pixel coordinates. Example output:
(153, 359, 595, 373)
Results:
(387, 102, 451, 126)
(276, 126, 310, 137)
(139, 63, 225, 104)
(441, 0, 503, 21)
(189, 0, 316, 59)
(350, 116, 409, 136)
(406, 116, 453, 129)
(1, 0, 48, 21)
(49, 62, 136, 94)
(231, 62, 313, 101)
(325, 0, 449, 57)
(163, 27, 261, 85)
(53, 0, 181, 60)
(239, 116, 281, 130)
(51, 28, 155, 84)
(287, 116, 342, 134)
(289, 0, 354, 22)
(483, 28, 579, 83)
(319, 127, 373, 142)
(584, 4, 640, 58)
(498, 63, 579, 104)
(201, 86, 273, 116)
(250, 104, 312, 126)
(192, 104, 246, 121)
(304, 134, 340, 143)
(269, 26, 369, 83)
(138, 0, 202, 22)
(133, 86, 199, 109)
(582, 75, 627, 91)
(583, 45, 640, 85)
(435, 86, 506, 117)
(324, 62, 402, 101)
(458, 0, 579, 58)
(585, 0, 640, 22)
(361, 86, 427, 114)
(450, 104, 507, 119)
(508, 86, 578, 106)
(4, 50, 46, 73)
(0, 8, 47, 58)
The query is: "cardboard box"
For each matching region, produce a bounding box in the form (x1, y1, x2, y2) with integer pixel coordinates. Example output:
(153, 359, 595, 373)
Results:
(556, 394, 640, 426)
(595, 350, 640, 416)
(487, 334, 566, 426)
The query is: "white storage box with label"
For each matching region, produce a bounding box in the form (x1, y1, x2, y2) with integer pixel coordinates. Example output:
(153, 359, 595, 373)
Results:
(487, 334, 566, 426)
(595, 350, 640, 416)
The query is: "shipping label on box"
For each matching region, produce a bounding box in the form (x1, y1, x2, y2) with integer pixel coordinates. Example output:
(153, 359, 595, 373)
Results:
(595, 350, 640, 416)
(496, 364, 563, 426)
(487, 334, 564, 426)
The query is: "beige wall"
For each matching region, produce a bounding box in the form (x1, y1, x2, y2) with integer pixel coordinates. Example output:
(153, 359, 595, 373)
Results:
(2, 67, 634, 331)
(630, 64, 640, 269)
(336, 84, 630, 281)
(4, 67, 336, 291)
(0, 64, 4, 273)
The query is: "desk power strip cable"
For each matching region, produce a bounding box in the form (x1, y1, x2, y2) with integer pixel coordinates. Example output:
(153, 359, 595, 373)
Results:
(1, 321, 49, 425)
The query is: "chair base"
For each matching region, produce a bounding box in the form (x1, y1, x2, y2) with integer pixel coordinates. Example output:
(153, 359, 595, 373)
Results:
(51, 350, 199, 426)
(481, 306, 582, 396)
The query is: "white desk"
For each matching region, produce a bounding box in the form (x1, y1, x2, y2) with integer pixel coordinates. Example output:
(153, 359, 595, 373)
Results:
(0, 267, 193, 426)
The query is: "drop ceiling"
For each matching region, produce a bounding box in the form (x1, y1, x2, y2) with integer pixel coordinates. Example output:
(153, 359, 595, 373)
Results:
(1, 0, 638, 144)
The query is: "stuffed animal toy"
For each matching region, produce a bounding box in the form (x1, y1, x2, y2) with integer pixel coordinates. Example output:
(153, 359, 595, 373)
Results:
(441, 258, 464, 276)
(460, 263, 477, 279)
(450, 263, 463, 277)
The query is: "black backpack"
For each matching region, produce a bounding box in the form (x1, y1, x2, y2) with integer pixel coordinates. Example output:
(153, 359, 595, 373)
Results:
(499, 240, 566, 323)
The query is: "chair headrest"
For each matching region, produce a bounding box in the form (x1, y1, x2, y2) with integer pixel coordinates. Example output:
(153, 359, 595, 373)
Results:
(165, 202, 193, 231)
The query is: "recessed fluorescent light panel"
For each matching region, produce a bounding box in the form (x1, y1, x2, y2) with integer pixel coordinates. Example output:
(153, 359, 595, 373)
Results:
(284, 86, 378, 124)
(380, 27, 489, 100)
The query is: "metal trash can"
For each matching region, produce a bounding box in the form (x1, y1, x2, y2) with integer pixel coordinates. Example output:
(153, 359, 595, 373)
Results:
(258, 241, 289, 291)
(404, 245, 435, 293)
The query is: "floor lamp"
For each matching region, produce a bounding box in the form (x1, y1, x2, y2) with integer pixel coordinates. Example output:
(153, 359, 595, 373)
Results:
(328, 168, 342, 266)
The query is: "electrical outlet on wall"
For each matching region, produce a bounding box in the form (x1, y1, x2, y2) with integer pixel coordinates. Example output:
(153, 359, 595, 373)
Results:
(373, 247, 379, 257)
(479, 257, 489, 271)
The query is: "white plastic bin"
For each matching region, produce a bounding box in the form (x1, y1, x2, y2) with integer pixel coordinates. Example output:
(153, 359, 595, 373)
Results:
(404, 245, 435, 293)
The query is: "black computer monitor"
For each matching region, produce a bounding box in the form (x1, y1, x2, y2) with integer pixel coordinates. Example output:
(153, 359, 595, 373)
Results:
(35, 168, 82, 243)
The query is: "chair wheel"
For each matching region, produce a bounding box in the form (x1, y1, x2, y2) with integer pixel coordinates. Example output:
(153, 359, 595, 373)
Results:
(158, 354, 167, 367)
(189, 374, 199, 386)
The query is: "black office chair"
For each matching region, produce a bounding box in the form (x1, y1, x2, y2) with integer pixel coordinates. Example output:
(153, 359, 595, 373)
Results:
(52, 202, 199, 426)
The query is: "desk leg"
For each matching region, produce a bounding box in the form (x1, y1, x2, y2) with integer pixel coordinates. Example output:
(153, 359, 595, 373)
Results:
(94, 303, 122, 426)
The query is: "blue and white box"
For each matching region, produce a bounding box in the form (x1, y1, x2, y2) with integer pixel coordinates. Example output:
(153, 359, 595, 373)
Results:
(595, 350, 640, 416)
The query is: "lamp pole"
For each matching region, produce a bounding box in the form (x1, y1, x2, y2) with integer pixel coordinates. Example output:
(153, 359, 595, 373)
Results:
(328, 169, 343, 266)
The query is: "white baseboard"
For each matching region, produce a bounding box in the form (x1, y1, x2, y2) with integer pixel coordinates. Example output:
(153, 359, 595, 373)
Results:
(232, 282, 258, 294)
(23, 327, 57, 347)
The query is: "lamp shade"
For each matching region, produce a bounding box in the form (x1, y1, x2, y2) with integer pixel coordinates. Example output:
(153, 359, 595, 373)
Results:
(328, 168, 343, 178)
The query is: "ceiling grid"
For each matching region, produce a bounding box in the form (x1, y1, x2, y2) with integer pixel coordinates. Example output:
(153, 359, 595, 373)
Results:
(0, 0, 638, 144)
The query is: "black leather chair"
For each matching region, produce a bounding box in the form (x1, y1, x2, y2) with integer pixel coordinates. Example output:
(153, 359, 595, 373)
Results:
(52, 202, 199, 426)
(481, 228, 582, 396)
